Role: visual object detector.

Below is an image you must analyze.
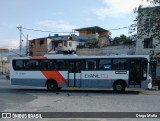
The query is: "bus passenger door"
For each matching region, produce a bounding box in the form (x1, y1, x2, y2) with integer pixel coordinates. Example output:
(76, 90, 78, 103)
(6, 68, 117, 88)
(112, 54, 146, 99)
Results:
(129, 60, 141, 88)
(68, 61, 81, 87)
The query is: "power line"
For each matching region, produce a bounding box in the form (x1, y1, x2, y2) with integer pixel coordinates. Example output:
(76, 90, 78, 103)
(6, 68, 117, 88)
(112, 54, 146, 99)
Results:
(20, 26, 130, 33)
(22, 27, 77, 33)
(109, 26, 130, 31)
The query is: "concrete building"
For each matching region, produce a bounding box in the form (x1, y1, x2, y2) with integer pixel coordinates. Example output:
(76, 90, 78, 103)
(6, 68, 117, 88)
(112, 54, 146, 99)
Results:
(0, 48, 26, 74)
(0, 49, 9, 74)
(51, 36, 78, 53)
(75, 26, 111, 48)
(135, 6, 160, 78)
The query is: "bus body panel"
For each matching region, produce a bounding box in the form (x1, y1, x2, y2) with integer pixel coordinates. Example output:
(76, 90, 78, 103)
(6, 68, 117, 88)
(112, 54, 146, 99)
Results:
(10, 54, 152, 90)
(10, 71, 69, 87)
(11, 78, 46, 87)
(81, 71, 128, 88)
(10, 70, 129, 88)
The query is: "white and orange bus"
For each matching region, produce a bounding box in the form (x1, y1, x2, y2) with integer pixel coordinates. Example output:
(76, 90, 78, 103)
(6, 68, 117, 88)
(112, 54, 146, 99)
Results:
(10, 54, 152, 92)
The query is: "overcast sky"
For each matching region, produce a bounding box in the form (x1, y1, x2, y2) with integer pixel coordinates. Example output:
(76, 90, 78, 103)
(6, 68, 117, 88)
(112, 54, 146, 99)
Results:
(0, 0, 148, 49)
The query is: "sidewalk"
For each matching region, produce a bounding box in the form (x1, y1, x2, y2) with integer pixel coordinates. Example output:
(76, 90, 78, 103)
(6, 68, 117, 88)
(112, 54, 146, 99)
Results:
(0, 74, 7, 80)
(128, 87, 160, 95)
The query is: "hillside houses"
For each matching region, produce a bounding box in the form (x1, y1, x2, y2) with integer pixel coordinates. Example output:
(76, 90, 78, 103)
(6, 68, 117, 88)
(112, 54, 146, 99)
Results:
(28, 26, 111, 56)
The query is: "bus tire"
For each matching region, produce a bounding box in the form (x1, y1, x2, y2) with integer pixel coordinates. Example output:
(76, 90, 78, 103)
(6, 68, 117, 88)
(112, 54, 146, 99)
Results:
(113, 81, 126, 93)
(46, 80, 58, 91)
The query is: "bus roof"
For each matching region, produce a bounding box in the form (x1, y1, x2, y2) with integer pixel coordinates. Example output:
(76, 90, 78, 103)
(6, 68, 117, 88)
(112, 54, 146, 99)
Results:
(11, 54, 150, 60)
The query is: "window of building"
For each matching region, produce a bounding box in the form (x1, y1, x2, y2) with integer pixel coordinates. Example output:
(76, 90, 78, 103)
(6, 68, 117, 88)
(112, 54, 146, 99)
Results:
(68, 36, 72, 40)
(58, 43, 62, 47)
(40, 40, 44, 45)
(31, 40, 35, 46)
(145, 18, 153, 31)
(64, 41, 67, 47)
(69, 42, 72, 47)
(99, 59, 112, 70)
(144, 38, 153, 48)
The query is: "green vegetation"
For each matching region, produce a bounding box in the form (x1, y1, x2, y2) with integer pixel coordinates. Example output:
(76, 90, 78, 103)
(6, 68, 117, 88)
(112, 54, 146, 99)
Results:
(112, 34, 133, 45)
(132, 0, 160, 41)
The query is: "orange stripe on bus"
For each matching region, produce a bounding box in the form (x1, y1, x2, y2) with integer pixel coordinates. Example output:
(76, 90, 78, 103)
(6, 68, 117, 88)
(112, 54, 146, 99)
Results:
(41, 71, 68, 86)
(55, 71, 69, 86)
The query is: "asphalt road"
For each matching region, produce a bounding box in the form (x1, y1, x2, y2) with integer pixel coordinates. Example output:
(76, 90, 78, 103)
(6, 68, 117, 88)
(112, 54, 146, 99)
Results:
(0, 75, 160, 121)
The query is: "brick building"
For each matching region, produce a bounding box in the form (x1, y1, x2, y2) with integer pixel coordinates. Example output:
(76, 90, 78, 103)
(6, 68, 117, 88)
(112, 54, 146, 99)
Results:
(29, 37, 51, 56)
(29, 35, 78, 56)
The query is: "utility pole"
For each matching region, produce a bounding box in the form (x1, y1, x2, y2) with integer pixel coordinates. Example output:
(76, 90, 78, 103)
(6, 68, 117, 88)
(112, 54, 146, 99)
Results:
(17, 26, 22, 56)
(26, 34, 29, 56)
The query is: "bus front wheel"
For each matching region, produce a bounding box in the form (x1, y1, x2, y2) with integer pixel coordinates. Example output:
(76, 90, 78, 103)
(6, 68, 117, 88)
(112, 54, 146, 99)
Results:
(46, 80, 58, 91)
(113, 81, 126, 93)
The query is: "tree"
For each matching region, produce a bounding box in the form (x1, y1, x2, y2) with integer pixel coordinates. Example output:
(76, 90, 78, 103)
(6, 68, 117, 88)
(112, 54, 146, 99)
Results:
(132, 0, 160, 56)
(145, 0, 160, 5)
(130, 0, 160, 39)
(112, 34, 133, 45)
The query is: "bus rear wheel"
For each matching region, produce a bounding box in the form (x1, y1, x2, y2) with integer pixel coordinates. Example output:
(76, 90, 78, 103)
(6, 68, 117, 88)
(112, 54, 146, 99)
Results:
(47, 80, 58, 91)
(113, 81, 126, 93)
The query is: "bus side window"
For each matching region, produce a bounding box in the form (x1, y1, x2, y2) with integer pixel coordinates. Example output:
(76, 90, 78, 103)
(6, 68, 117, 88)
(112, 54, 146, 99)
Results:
(41, 60, 49, 70)
(24, 60, 29, 70)
(32, 60, 39, 70)
(13, 60, 23, 70)
(113, 59, 127, 70)
(113, 60, 119, 70)
(86, 60, 96, 70)
(119, 59, 127, 70)
(81, 60, 85, 70)
(25, 60, 40, 70)
(48, 60, 56, 70)
(99, 59, 111, 70)
(55, 60, 66, 70)
(75, 61, 82, 73)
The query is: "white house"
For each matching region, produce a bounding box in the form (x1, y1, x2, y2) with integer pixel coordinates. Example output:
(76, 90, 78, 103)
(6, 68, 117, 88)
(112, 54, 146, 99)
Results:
(135, 6, 160, 78)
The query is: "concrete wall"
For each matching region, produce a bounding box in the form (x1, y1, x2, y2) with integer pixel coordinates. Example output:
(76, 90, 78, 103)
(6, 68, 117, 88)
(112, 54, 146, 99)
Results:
(77, 45, 135, 55)
(0, 59, 9, 74)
